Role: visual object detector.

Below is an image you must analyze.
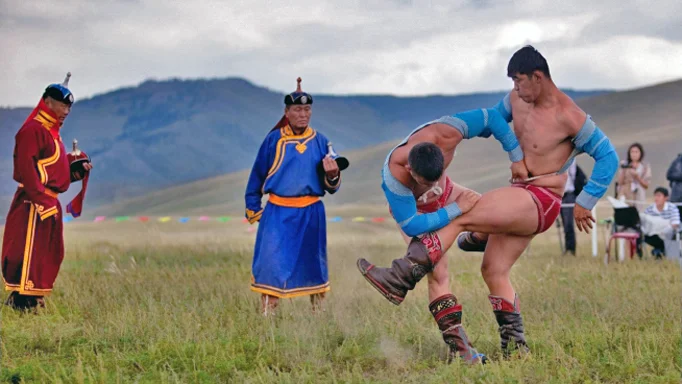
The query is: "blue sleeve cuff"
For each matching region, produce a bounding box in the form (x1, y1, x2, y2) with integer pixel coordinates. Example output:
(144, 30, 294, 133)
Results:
(575, 191, 599, 211)
(508, 146, 524, 162)
(444, 203, 462, 220)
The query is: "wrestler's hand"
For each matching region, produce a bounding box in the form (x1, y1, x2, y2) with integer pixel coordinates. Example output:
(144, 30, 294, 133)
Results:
(574, 204, 595, 233)
(456, 190, 481, 214)
(323, 155, 340, 179)
(510, 160, 529, 183)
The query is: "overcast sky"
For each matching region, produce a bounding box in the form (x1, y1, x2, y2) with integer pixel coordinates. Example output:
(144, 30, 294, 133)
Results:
(1, 0, 681, 107)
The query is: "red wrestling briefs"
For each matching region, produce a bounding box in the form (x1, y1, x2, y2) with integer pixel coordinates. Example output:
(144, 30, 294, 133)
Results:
(512, 183, 562, 234)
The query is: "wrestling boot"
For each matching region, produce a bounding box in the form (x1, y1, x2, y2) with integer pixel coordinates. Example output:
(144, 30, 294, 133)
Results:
(489, 294, 530, 357)
(357, 234, 442, 305)
(457, 231, 487, 252)
(430, 294, 488, 365)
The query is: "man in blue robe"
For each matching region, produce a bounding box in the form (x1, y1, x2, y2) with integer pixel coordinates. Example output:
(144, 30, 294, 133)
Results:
(245, 77, 346, 316)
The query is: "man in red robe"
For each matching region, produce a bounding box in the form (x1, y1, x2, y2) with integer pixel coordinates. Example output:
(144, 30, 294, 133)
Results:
(2, 73, 92, 311)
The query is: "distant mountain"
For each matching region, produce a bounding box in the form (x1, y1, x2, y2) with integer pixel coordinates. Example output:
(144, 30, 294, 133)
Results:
(88, 79, 682, 218)
(0, 77, 610, 209)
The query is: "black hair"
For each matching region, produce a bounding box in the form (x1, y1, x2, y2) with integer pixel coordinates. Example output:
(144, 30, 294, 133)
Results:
(507, 45, 551, 79)
(654, 186, 669, 197)
(408, 142, 444, 182)
(626, 142, 645, 163)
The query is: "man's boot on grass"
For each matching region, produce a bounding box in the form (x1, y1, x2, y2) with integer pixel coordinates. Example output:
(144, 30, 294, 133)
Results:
(4, 292, 45, 313)
(489, 294, 530, 357)
(357, 233, 443, 305)
(430, 294, 488, 364)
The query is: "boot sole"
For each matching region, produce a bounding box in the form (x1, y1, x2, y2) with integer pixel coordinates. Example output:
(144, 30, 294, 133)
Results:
(356, 259, 404, 306)
(457, 232, 487, 252)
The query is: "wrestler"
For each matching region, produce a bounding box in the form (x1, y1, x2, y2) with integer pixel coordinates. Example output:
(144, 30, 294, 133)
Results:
(357, 100, 528, 363)
(358, 45, 619, 357)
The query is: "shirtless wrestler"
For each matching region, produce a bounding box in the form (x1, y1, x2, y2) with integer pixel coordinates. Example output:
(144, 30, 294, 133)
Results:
(357, 99, 528, 364)
(358, 45, 620, 358)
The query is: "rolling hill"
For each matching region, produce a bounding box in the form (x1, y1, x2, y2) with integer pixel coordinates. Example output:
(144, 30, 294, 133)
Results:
(92, 79, 682, 218)
(0, 77, 607, 211)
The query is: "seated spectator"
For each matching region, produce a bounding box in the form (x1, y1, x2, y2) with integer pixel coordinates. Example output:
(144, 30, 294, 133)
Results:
(643, 187, 680, 259)
(617, 143, 652, 211)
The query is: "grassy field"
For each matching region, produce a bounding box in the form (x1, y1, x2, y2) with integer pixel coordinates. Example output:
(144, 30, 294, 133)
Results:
(1, 217, 680, 383)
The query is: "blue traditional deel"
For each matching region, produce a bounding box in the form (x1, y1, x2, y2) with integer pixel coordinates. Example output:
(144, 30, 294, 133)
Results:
(244, 77, 345, 303)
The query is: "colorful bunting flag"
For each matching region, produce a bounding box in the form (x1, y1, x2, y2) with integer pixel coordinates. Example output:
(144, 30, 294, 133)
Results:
(59, 214, 398, 225)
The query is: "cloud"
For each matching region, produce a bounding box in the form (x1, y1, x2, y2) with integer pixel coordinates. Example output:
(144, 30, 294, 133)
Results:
(0, 0, 680, 106)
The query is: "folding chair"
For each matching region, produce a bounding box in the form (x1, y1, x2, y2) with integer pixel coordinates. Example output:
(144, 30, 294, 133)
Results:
(605, 206, 642, 263)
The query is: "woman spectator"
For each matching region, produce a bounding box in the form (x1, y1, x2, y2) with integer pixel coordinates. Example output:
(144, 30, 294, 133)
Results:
(617, 143, 652, 211)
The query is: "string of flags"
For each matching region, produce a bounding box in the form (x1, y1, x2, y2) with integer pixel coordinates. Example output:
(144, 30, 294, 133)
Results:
(24, 200, 680, 225)
(58, 215, 394, 224)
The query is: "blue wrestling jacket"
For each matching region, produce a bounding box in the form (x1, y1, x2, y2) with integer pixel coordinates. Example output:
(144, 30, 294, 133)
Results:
(383, 104, 524, 237)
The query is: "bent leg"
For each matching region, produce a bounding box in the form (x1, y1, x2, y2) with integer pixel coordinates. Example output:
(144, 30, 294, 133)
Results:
(402, 228, 486, 364)
(481, 234, 532, 302)
(438, 186, 539, 252)
(358, 186, 539, 301)
(427, 252, 450, 302)
(481, 234, 532, 356)
(360, 223, 486, 364)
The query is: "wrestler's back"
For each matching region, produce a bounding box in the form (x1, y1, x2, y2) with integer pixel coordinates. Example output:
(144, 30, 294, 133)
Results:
(510, 92, 580, 196)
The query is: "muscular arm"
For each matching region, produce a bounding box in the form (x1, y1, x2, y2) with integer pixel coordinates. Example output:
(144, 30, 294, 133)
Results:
(432, 106, 523, 162)
(492, 92, 513, 123)
(566, 111, 619, 210)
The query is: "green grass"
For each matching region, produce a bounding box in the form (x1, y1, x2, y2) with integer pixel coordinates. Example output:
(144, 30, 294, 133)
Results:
(1, 221, 680, 383)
